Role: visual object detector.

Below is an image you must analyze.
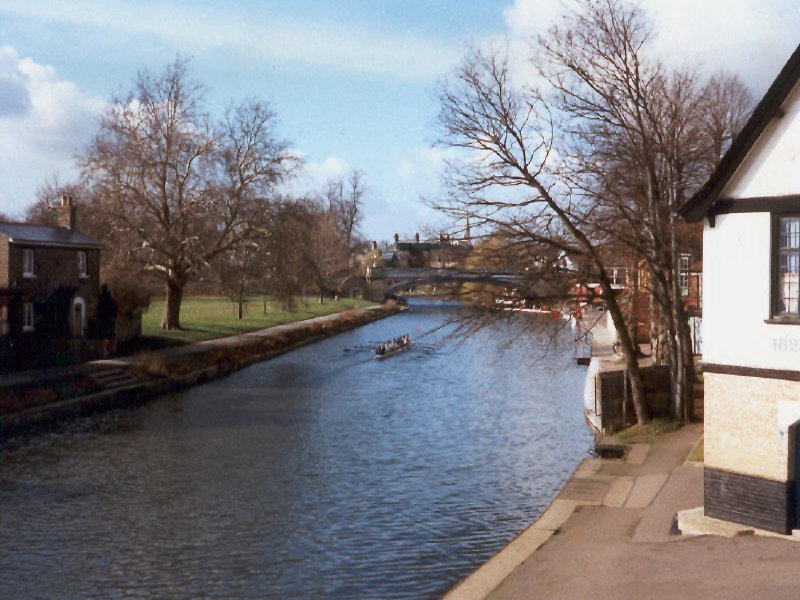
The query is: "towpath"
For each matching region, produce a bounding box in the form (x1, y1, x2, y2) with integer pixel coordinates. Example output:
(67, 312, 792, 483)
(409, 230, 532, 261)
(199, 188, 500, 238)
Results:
(446, 423, 800, 599)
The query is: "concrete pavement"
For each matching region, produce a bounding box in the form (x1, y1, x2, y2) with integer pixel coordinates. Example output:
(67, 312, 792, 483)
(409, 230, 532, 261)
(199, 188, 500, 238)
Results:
(445, 423, 800, 599)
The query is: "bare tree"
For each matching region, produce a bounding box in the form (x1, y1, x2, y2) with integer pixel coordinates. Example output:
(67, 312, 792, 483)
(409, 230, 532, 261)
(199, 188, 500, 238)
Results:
(214, 240, 264, 319)
(297, 196, 349, 303)
(324, 169, 366, 268)
(435, 45, 652, 424)
(80, 58, 294, 330)
(261, 200, 310, 310)
(538, 0, 752, 420)
(27, 176, 87, 226)
(700, 72, 754, 165)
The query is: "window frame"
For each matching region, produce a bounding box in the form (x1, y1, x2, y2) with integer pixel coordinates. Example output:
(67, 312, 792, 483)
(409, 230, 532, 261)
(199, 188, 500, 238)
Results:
(77, 250, 88, 278)
(0, 305, 8, 336)
(679, 253, 691, 297)
(22, 248, 35, 278)
(22, 302, 34, 332)
(770, 213, 800, 321)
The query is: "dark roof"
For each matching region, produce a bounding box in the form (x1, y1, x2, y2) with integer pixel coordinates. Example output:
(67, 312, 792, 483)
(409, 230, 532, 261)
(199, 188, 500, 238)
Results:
(0, 222, 102, 248)
(679, 44, 800, 222)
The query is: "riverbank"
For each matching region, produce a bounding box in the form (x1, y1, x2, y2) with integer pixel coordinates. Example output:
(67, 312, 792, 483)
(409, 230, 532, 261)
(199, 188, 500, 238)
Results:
(445, 424, 703, 599)
(138, 295, 376, 345)
(0, 303, 401, 436)
(444, 420, 800, 599)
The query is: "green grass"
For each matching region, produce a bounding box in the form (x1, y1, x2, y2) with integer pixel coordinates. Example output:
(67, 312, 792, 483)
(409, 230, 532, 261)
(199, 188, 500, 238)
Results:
(141, 295, 375, 345)
(687, 436, 704, 463)
(614, 417, 683, 443)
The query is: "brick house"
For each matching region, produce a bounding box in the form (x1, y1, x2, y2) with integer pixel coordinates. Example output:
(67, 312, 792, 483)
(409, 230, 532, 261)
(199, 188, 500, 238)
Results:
(680, 43, 800, 533)
(0, 196, 107, 368)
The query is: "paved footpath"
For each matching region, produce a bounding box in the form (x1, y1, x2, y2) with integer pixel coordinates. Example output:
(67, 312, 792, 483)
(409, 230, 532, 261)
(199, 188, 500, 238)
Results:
(446, 423, 800, 600)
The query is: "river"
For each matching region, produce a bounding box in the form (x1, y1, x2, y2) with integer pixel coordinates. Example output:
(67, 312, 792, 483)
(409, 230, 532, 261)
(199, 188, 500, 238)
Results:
(0, 300, 592, 599)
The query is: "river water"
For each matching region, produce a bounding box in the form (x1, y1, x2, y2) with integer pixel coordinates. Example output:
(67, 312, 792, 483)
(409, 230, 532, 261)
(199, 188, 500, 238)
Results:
(0, 300, 592, 599)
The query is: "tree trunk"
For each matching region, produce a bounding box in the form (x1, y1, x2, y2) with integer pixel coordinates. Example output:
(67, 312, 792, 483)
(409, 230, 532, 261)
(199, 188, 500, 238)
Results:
(599, 277, 650, 425)
(673, 284, 695, 421)
(237, 298, 244, 320)
(649, 260, 692, 422)
(161, 279, 184, 330)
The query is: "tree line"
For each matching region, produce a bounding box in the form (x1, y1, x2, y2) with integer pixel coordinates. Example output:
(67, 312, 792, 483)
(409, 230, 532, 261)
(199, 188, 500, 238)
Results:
(25, 58, 365, 330)
(434, 0, 753, 424)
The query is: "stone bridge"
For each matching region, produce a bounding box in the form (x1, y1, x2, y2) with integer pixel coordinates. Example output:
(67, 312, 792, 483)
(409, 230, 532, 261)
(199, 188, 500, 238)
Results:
(364, 267, 528, 301)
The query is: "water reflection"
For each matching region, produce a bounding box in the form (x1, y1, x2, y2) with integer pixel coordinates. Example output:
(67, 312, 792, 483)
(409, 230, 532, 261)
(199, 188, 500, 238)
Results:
(0, 300, 592, 599)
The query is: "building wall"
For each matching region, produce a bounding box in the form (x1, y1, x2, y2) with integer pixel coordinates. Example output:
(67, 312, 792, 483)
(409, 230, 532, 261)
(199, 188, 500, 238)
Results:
(722, 79, 800, 199)
(0, 238, 8, 288)
(702, 211, 800, 533)
(7, 244, 101, 327)
(704, 372, 800, 533)
(702, 212, 800, 370)
(704, 373, 800, 481)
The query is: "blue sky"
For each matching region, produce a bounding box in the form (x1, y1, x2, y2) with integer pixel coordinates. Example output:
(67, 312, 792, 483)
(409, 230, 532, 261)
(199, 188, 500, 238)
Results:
(0, 0, 798, 241)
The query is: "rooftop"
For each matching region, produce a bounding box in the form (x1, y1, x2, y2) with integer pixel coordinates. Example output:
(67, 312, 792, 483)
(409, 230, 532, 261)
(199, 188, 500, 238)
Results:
(0, 222, 102, 248)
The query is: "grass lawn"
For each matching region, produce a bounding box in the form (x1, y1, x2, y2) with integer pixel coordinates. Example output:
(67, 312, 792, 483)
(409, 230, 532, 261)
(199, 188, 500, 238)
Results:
(141, 295, 376, 345)
(687, 435, 704, 463)
(614, 417, 684, 444)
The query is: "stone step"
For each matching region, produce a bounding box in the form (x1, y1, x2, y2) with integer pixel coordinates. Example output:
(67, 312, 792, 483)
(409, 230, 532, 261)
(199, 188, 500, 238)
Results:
(89, 369, 141, 391)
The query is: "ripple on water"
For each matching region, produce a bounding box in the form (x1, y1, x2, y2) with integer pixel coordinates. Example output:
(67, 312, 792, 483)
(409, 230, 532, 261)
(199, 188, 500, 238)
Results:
(0, 300, 592, 599)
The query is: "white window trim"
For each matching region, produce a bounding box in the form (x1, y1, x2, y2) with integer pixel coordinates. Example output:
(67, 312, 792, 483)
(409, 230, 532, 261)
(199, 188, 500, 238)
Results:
(679, 254, 691, 297)
(22, 302, 34, 332)
(22, 248, 36, 278)
(78, 251, 88, 279)
(72, 296, 86, 338)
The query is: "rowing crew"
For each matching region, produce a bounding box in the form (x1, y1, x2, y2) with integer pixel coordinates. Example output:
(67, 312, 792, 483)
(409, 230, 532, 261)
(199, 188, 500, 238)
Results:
(375, 334, 411, 356)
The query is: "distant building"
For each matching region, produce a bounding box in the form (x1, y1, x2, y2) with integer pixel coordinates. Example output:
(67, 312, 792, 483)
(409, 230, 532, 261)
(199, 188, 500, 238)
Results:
(0, 196, 111, 368)
(681, 43, 800, 534)
(363, 231, 473, 271)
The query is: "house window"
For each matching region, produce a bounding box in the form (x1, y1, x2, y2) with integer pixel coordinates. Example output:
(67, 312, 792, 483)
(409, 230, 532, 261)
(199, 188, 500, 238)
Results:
(23, 302, 34, 332)
(679, 254, 691, 297)
(697, 272, 703, 303)
(774, 216, 800, 317)
(22, 249, 35, 277)
(78, 251, 88, 277)
(0, 305, 7, 335)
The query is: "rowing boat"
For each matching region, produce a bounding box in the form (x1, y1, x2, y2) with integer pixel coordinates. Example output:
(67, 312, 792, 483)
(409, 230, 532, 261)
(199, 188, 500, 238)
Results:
(374, 341, 412, 359)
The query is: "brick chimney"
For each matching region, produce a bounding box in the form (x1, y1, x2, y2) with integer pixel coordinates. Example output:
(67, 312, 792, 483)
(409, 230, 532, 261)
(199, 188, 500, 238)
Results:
(57, 195, 76, 231)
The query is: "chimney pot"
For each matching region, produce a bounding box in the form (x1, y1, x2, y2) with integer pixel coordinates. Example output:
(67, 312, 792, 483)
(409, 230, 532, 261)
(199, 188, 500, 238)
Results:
(415, 232, 420, 243)
(57, 195, 77, 231)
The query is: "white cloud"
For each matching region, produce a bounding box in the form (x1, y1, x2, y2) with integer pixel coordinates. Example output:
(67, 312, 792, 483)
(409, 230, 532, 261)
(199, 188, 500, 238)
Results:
(279, 153, 352, 198)
(395, 160, 415, 179)
(0, 47, 105, 216)
(501, 0, 800, 94)
(645, 0, 799, 91)
(0, 0, 462, 81)
(0, 47, 31, 117)
(305, 155, 351, 184)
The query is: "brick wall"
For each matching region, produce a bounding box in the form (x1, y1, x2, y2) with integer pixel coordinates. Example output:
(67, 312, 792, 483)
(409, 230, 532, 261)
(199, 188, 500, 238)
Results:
(0, 240, 8, 288)
(2, 244, 100, 342)
(704, 372, 798, 482)
(703, 372, 800, 533)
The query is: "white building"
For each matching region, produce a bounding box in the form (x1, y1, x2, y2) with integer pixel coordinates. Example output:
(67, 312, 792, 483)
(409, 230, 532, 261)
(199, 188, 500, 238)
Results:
(680, 43, 800, 533)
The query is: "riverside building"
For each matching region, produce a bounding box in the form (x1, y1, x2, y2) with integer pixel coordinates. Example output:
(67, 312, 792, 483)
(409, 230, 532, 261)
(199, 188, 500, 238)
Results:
(681, 43, 800, 533)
